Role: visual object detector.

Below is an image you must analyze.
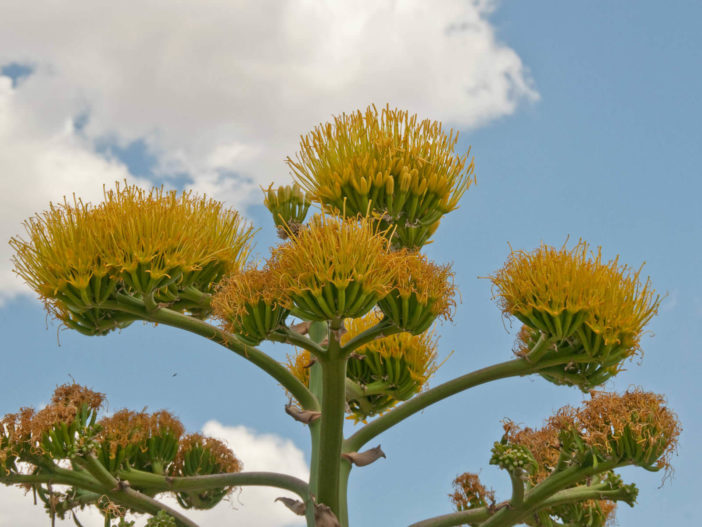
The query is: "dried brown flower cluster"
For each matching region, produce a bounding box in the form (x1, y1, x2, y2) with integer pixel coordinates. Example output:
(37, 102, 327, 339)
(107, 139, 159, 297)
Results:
(449, 472, 495, 512)
(503, 389, 680, 479)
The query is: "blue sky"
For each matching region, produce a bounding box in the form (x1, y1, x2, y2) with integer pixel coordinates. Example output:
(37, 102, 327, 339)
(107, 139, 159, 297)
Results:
(1, 1, 700, 526)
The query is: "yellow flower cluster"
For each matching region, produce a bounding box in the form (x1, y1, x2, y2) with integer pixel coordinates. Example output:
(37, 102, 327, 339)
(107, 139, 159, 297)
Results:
(286, 311, 440, 421)
(491, 241, 660, 382)
(212, 266, 290, 345)
(271, 214, 396, 321)
(11, 182, 253, 334)
(343, 311, 440, 420)
(287, 105, 475, 248)
(379, 250, 456, 334)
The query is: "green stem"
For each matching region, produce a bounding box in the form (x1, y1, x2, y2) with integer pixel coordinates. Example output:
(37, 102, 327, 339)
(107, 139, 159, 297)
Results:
(408, 507, 491, 527)
(270, 327, 325, 357)
(306, 321, 327, 527)
(509, 470, 525, 507)
(345, 358, 537, 452)
(340, 319, 400, 355)
(309, 361, 324, 497)
(118, 469, 310, 498)
(480, 461, 622, 527)
(410, 466, 629, 527)
(338, 459, 352, 527)
(315, 321, 346, 516)
(106, 297, 318, 410)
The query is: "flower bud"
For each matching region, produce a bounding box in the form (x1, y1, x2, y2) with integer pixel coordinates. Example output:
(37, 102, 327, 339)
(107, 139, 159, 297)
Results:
(263, 183, 312, 238)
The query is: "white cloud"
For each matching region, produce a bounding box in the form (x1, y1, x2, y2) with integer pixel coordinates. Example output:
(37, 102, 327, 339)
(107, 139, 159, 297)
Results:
(0, 421, 308, 526)
(0, 0, 537, 300)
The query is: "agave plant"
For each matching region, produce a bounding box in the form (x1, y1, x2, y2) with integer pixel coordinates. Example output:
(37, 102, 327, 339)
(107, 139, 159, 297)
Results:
(1, 106, 679, 527)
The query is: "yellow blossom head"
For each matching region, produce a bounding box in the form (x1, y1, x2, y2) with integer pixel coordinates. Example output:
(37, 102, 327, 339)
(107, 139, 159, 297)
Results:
(286, 311, 441, 421)
(491, 241, 661, 387)
(173, 433, 243, 510)
(342, 311, 440, 420)
(271, 214, 396, 321)
(10, 182, 254, 335)
(378, 250, 456, 334)
(212, 265, 290, 345)
(287, 104, 475, 249)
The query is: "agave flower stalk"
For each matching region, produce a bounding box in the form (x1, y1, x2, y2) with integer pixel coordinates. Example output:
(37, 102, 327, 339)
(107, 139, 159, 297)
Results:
(4, 108, 680, 527)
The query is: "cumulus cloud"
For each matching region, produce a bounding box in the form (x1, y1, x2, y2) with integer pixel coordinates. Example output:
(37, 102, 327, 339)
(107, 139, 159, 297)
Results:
(0, 0, 537, 300)
(0, 421, 307, 526)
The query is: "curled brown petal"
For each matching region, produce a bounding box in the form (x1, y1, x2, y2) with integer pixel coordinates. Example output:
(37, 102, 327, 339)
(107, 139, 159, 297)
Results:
(285, 402, 321, 424)
(342, 445, 386, 467)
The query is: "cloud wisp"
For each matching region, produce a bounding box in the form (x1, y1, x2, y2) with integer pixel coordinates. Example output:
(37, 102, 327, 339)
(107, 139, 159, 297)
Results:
(0, 0, 537, 302)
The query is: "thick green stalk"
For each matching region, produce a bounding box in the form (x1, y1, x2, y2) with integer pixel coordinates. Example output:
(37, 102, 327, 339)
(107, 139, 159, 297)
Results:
(308, 361, 324, 497)
(106, 298, 318, 410)
(306, 321, 327, 527)
(337, 459, 352, 527)
(315, 321, 347, 516)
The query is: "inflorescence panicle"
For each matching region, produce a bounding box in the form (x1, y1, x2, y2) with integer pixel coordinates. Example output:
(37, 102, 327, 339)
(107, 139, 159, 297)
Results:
(212, 265, 291, 345)
(491, 240, 661, 390)
(287, 104, 475, 249)
(10, 181, 254, 335)
(271, 213, 396, 321)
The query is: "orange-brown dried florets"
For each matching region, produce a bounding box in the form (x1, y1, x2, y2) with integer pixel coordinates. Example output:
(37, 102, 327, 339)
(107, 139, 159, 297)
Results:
(173, 434, 243, 510)
(449, 472, 495, 512)
(96, 409, 184, 474)
(379, 250, 456, 334)
(212, 265, 290, 345)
